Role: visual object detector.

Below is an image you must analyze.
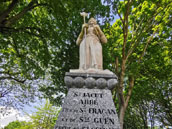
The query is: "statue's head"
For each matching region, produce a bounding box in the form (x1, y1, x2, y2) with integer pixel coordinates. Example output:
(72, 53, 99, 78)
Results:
(88, 18, 97, 25)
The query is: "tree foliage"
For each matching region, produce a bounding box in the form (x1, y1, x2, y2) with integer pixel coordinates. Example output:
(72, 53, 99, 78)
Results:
(0, 0, 172, 128)
(105, 0, 172, 128)
(4, 99, 60, 129)
(40, 0, 112, 105)
(0, 0, 112, 110)
(4, 121, 30, 129)
(28, 99, 60, 129)
(0, 0, 56, 112)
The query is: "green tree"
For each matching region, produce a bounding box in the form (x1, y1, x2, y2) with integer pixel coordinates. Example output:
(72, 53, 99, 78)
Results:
(1, 0, 171, 128)
(4, 121, 30, 129)
(28, 99, 60, 129)
(4, 100, 60, 129)
(0, 0, 111, 110)
(105, 0, 172, 128)
(124, 75, 172, 128)
(0, 0, 56, 112)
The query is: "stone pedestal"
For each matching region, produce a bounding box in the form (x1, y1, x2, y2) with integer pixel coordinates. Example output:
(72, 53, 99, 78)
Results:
(54, 72, 120, 129)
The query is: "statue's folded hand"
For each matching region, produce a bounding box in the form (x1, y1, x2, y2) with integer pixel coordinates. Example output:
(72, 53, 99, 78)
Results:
(82, 23, 88, 30)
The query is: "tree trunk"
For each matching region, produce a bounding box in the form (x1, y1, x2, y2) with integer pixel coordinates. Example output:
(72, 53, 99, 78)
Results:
(119, 105, 126, 129)
(118, 59, 126, 129)
(118, 75, 134, 129)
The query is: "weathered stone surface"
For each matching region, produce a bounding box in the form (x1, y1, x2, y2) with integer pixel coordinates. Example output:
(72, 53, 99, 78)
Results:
(107, 79, 118, 90)
(66, 72, 117, 79)
(54, 88, 120, 129)
(85, 77, 96, 89)
(64, 72, 118, 90)
(96, 78, 106, 89)
(64, 76, 73, 88)
(74, 77, 85, 88)
(69, 69, 114, 75)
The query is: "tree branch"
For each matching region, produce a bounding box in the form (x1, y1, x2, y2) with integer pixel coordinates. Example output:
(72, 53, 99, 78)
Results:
(0, 0, 12, 2)
(0, 26, 43, 38)
(0, 76, 26, 83)
(5, 0, 38, 26)
(0, 71, 21, 76)
(118, 59, 126, 107)
(0, 70, 26, 83)
(0, 88, 12, 98)
(116, 7, 124, 25)
(115, 57, 119, 75)
(0, 0, 19, 24)
(126, 3, 171, 62)
(125, 19, 156, 62)
(138, 30, 158, 62)
(125, 76, 134, 108)
(118, 0, 132, 108)
(122, 0, 131, 60)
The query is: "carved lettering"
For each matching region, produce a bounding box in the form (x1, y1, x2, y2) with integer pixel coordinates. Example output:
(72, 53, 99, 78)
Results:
(93, 117, 115, 125)
(72, 92, 103, 98)
(70, 118, 76, 122)
(60, 117, 78, 123)
(61, 118, 68, 122)
(80, 99, 98, 106)
(80, 108, 84, 113)
(83, 93, 103, 98)
(107, 109, 116, 114)
(73, 92, 81, 97)
(89, 108, 116, 115)
(55, 89, 120, 128)
(80, 117, 90, 122)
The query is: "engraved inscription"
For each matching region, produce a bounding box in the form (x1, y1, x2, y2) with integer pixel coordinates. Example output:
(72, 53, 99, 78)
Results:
(73, 91, 103, 98)
(89, 108, 116, 115)
(55, 89, 120, 129)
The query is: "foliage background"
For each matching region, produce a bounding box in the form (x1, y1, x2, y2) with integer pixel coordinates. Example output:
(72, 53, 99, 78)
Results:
(0, 0, 171, 128)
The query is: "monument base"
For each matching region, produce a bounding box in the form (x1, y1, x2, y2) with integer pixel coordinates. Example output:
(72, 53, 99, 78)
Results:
(54, 72, 120, 129)
(54, 88, 120, 129)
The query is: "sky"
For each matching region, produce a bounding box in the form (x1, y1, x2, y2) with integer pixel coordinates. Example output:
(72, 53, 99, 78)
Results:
(0, 98, 46, 128)
(0, 107, 30, 128)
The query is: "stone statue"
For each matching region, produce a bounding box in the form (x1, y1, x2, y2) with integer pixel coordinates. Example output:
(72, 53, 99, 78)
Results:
(76, 18, 107, 70)
(70, 15, 113, 74)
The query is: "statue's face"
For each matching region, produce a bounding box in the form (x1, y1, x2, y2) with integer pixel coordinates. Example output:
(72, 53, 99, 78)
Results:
(88, 18, 96, 26)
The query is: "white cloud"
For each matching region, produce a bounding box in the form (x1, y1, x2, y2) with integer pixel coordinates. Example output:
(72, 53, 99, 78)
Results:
(0, 107, 30, 128)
